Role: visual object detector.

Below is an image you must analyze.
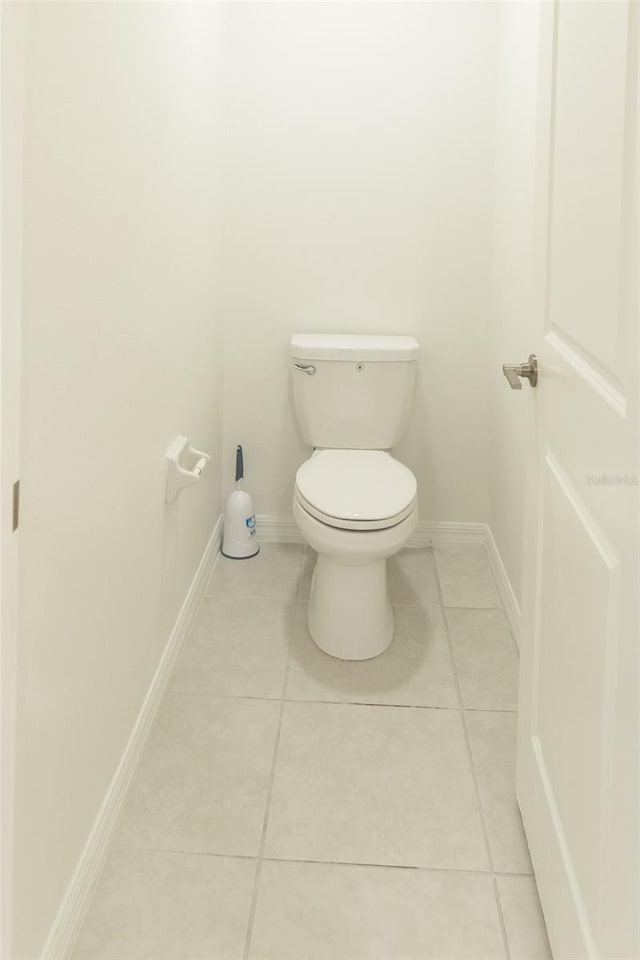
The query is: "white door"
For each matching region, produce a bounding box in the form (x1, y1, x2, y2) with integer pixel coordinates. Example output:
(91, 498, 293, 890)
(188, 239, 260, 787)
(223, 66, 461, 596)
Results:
(517, 3, 639, 958)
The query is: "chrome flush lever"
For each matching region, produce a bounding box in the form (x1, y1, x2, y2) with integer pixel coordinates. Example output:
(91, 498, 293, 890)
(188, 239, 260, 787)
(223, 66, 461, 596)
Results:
(502, 354, 538, 390)
(294, 362, 316, 375)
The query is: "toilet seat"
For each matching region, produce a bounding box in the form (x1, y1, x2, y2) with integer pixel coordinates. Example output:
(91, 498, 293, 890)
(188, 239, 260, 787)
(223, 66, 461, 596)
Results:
(296, 490, 416, 531)
(295, 449, 417, 532)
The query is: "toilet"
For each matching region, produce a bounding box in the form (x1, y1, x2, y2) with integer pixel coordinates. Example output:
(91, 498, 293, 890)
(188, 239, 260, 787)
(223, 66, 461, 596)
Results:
(290, 333, 420, 660)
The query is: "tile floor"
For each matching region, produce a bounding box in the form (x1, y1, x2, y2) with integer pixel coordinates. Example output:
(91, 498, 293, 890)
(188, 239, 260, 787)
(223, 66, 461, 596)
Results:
(72, 544, 552, 960)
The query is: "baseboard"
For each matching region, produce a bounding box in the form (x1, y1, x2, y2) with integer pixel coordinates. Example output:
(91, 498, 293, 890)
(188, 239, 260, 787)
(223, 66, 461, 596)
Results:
(256, 515, 521, 645)
(257, 515, 304, 543)
(41, 514, 223, 960)
(256, 516, 487, 549)
(417, 520, 487, 548)
(482, 525, 522, 648)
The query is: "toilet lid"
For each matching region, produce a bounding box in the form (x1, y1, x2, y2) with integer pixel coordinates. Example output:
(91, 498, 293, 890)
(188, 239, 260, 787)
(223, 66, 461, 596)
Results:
(295, 450, 417, 528)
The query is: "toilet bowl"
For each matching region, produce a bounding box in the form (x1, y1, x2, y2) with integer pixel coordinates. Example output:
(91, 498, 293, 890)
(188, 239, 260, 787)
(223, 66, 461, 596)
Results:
(294, 449, 418, 660)
(289, 333, 420, 661)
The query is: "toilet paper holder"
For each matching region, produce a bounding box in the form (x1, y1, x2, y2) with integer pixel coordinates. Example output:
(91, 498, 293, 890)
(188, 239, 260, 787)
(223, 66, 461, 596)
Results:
(165, 435, 210, 503)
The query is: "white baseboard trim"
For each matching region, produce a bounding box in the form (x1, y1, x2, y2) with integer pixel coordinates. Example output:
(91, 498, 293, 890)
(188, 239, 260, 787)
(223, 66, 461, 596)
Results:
(416, 520, 487, 548)
(41, 514, 223, 960)
(256, 515, 304, 543)
(256, 516, 487, 550)
(482, 525, 522, 648)
(256, 515, 521, 645)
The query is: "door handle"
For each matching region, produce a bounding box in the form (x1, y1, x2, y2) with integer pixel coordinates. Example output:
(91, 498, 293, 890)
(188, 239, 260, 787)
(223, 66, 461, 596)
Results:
(503, 354, 538, 389)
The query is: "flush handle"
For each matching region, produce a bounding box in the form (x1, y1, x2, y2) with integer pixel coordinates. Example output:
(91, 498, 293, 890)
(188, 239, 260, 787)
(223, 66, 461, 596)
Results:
(502, 354, 538, 390)
(294, 362, 316, 375)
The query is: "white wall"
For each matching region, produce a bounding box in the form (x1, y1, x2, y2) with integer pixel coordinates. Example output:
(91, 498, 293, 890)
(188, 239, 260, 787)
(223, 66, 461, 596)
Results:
(12, 4, 225, 956)
(1, 4, 26, 954)
(222, 1, 498, 524)
(488, 2, 541, 615)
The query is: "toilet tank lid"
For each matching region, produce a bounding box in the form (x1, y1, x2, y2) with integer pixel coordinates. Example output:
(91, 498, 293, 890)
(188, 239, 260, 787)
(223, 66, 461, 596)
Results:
(290, 334, 420, 362)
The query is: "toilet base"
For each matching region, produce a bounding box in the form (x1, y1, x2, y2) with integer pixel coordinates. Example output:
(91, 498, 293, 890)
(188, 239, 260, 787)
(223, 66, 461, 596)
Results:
(307, 554, 394, 660)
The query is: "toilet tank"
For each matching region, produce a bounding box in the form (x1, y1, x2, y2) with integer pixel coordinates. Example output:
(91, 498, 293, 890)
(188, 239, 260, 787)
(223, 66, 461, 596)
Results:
(290, 334, 420, 449)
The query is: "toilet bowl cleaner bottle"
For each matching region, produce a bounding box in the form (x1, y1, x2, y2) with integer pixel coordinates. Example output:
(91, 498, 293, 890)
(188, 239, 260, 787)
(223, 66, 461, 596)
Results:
(222, 445, 259, 559)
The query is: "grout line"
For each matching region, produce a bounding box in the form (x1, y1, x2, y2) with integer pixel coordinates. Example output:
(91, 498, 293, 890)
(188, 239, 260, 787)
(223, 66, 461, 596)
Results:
(433, 554, 513, 960)
(106, 845, 532, 879)
(205, 593, 301, 603)
(110, 846, 259, 862)
(281, 697, 511, 713)
(241, 546, 306, 960)
(395, 605, 503, 613)
(240, 684, 285, 960)
(461, 705, 518, 714)
(439, 603, 506, 611)
(201, 599, 502, 620)
(283, 698, 459, 710)
(168, 690, 282, 703)
(261, 856, 495, 877)
(167, 688, 517, 714)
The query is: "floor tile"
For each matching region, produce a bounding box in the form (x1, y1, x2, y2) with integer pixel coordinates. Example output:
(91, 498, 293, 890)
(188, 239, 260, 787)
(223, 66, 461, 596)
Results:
(465, 711, 533, 873)
(113, 694, 280, 857)
(286, 604, 458, 707)
(170, 597, 295, 698)
(206, 543, 304, 601)
(71, 849, 255, 960)
(250, 860, 506, 960)
(387, 547, 440, 606)
(265, 701, 488, 870)
(434, 545, 501, 608)
(447, 607, 519, 710)
(497, 875, 553, 959)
